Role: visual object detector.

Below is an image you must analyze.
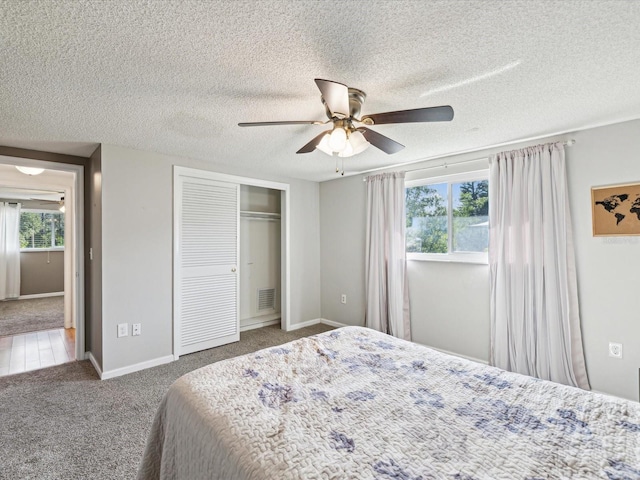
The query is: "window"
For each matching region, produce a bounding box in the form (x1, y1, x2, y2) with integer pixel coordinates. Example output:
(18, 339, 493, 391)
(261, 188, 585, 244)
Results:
(406, 170, 488, 263)
(20, 210, 65, 250)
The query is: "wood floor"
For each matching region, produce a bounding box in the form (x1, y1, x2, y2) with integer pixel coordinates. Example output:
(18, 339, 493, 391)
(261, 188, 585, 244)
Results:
(0, 328, 75, 377)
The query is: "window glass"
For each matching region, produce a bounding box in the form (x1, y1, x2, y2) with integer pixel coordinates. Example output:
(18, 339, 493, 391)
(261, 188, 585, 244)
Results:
(452, 180, 489, 253)
(20, 212, 65, 249)
(405, 183, 448, 254)
(405, 172, 489, 262)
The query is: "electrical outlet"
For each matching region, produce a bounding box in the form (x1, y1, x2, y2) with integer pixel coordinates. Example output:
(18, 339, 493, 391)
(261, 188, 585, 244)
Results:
(117, 323, 129, 338)
(609, 342, 623, 359)
(341, 294, 347, 304)
(132, 323, 141, 336)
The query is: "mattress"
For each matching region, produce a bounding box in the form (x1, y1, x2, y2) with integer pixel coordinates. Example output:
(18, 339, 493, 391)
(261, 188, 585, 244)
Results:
(137, 326, 640, 479)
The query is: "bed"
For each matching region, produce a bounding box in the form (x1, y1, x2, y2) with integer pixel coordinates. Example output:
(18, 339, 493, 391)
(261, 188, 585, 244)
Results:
(137, 326, 640, 479)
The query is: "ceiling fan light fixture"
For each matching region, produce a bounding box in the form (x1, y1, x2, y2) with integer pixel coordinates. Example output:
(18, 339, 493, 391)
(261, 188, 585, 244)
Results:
(315, 133, 333, 155)
(341, 140, 354, 157)
(337, 130, 370, 158)
(316, 129, 371, 158)
(16, 166, 45, 176)
(346, 130, 370, 156)
(328, 127, 348, 152)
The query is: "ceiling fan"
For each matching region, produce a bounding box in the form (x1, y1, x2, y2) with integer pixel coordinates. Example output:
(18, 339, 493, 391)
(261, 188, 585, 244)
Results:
(238, 79, 454, 158)
(33, 194, 65, 212)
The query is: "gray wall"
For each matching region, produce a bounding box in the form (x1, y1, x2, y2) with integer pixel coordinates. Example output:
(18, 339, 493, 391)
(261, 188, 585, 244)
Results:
(406, 262, 490, 362)
(320, 118, 640, 401)
(85, 145, 103, 367)
(99, 144, 321, 373)
(567, 120, 640, 401)
(319, 173, 367, 325)
(20, 251, 64, 295)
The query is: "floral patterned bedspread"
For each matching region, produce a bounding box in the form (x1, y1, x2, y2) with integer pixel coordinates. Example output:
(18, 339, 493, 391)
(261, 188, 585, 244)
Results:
(137, 326, 640, 480)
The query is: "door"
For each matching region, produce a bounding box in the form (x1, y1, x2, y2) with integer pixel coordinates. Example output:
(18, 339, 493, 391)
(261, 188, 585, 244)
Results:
(175, 173, 240, 356)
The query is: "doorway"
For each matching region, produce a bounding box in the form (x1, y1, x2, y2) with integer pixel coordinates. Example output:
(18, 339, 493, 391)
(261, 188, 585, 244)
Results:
(0, 159, 84, 376)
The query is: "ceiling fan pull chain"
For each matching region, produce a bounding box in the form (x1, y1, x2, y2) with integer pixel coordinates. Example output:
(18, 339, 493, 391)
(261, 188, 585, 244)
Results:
(341, 158, 345, 176)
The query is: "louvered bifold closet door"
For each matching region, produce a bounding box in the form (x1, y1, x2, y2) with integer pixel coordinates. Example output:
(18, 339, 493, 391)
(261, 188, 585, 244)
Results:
(176, 175, 240, 356)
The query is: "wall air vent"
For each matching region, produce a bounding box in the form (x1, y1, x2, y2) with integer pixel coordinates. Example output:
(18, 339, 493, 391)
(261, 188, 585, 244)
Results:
(257, 288, 276, 311)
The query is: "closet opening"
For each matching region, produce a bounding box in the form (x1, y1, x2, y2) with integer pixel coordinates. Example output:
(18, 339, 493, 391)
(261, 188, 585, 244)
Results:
(239, 185, 281, 332)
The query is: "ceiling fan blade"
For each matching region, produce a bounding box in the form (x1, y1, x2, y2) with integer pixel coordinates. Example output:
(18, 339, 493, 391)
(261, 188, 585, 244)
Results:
(238, 120, 324, 127)
(357, 127, 405, 154)
(361, 106, 454, 125)
(296, 130, 331, 154)
(314, 79, 350, 118)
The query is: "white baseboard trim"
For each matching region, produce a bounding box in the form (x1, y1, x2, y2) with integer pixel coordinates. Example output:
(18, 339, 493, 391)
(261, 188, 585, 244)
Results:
(87, 352, 103, 378)
(287, 318, 321, 331)
(417, 343, 488, 365)
(19, 291, 64, 300)
(100, 354, 175, 380)
(287, 318, 352, 331)
(240, 319, 280, 332)
(320, 318, 350, 328)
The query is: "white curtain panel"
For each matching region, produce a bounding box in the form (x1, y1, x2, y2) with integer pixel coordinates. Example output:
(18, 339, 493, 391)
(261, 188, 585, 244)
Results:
(0, 202, 22, 301)
(489, 143, 589, 389)
(365, 172, 411, 340)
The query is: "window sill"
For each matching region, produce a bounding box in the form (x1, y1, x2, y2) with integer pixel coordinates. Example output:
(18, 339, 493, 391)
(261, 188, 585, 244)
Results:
(407, 252, 488, 265)
(20, 248, 65, 253)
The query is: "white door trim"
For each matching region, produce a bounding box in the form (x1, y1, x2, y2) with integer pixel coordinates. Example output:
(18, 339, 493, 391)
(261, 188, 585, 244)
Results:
(173, 166, 291, 360)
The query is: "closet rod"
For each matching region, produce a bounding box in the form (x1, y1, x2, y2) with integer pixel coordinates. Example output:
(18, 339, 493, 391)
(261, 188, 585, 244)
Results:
(363, 139, 576, 181)
(240, 211, 281, 220)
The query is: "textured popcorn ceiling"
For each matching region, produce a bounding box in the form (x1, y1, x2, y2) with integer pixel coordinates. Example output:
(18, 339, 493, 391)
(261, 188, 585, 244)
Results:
(1, 0, 640, 181)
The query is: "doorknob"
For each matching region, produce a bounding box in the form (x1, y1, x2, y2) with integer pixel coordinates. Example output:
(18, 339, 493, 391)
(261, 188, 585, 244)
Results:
(231, 267, 237, 272)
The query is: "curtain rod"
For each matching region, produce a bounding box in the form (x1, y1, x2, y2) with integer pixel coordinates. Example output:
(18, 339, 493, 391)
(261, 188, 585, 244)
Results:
(363, 139, 576, 181)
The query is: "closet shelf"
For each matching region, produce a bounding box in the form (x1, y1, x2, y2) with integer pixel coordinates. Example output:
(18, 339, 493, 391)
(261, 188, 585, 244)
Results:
(240, 210, 281, 220)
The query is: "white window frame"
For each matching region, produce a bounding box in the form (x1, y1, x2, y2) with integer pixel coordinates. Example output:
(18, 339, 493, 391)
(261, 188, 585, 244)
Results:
(19, 208, 66, 252)
(406, 169, 489, 264)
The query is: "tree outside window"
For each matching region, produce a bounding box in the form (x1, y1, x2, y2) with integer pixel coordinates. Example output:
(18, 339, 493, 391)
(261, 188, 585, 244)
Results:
(20, 211, 65, 249)
(406, 177, 488, 258)
(406, 183, 448, 254)
(452, 180, 488, 253)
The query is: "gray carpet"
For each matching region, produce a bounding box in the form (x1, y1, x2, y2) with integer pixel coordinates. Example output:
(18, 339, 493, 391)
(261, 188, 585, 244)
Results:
(0, 297, 64, 337)
(0, 323, 333, 480)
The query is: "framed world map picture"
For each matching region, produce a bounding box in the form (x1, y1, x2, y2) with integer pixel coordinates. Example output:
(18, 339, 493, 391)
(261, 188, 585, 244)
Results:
(591, 182, 640, 236)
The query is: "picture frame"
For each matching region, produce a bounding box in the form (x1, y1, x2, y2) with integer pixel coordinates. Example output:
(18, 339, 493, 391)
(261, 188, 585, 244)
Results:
(591, 182, 640, 236)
